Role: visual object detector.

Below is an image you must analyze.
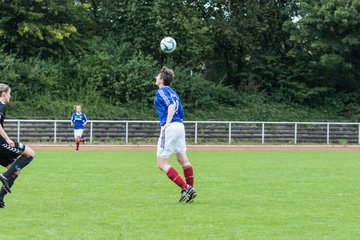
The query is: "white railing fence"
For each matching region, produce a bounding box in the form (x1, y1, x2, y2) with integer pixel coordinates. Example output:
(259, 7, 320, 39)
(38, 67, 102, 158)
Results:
(5, 120, 360, 145)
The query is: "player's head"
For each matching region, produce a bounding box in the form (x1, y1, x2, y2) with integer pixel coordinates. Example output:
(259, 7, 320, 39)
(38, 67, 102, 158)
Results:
(156, 66, 174, 86)
(74, 105, 81, 113)
(0, 84, 11, 103)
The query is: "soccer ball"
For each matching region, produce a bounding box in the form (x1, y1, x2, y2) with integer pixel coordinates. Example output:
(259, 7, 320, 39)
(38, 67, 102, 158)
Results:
(160, 37, 176, 53)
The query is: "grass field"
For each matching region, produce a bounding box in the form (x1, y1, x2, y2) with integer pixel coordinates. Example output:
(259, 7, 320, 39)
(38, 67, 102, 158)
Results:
(1, 149, 360, 240)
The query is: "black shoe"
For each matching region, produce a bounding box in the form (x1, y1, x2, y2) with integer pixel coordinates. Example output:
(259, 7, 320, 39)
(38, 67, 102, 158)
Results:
(185, 187, 197, 203)
(82, 138, 86, 144)
(179, 185, 193, 203)
(0, 200, 5, 208)
(0, 174, 10, 193)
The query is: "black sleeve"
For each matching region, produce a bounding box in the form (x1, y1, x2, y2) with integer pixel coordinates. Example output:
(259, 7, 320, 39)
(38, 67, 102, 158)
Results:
(0, 104, 5, 121)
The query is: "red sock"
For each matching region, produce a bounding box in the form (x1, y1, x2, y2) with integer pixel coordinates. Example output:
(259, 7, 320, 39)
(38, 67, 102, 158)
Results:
(166, 167, 187, 189)
(76, 140, 80, 150)
(183, 165, 194, 187)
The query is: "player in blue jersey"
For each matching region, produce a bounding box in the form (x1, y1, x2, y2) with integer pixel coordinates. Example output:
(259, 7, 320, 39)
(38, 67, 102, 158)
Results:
(0, 84, 36, 208)
(154, 66, 197, 203)
(71, 105, 87, 151)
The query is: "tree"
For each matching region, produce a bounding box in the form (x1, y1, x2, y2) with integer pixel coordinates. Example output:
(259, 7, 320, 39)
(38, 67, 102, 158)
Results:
(81, 0, 212, 68)
(287, 0, 360, 92)
(203, 0, 293, 89)
(0, 0, 93, 58)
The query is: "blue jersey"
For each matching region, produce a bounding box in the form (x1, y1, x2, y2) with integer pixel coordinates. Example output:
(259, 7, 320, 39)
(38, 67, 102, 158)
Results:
(71, 113, 87, 130)
(154, 86, 184, 126)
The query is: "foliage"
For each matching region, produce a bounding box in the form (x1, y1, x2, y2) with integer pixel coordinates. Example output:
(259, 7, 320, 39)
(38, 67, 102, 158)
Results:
(1, 0, 360, 121)
(0, 0, 93, 58)
(284, 0, 360, 97)
(172, 67, 239, 110)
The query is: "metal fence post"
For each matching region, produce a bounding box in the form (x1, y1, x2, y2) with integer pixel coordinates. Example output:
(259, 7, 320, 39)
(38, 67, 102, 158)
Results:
(326, 123, 330, 144)
(17, 120, 20, 142)
(90, 121, 93, 143)
(294, 123, 298, 144)
(126, 121, 129, 144)
(194, 122, 198, 144)
(262, 123, 265, 144)
(228, 122, 232, 144)
(54, 121, 57, 143)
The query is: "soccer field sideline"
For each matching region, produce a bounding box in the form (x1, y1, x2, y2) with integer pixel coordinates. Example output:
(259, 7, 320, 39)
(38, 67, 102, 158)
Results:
(28, 144, 360, 151)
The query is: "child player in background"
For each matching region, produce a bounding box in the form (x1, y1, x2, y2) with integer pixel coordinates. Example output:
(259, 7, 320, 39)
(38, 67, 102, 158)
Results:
(71, 105, 87, 151)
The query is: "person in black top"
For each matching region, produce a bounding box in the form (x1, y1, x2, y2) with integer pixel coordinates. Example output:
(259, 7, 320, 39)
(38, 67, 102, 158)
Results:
(0, 84, 36, 208)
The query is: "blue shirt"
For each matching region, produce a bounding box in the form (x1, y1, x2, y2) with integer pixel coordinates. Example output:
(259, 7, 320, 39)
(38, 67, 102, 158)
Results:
(154, 86, 184, 126)
(71, 113, 87, 129)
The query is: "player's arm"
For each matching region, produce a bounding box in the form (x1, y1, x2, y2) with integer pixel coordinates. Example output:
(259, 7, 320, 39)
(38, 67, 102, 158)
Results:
(163, 104, 176, 130)
(0, 121, 14, 147)
(71, 114, 74, 126)
(83, 114, 87, 126)
(157, 89, 175, 130)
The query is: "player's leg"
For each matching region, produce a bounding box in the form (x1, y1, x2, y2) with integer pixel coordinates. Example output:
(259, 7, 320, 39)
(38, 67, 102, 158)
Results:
(0, 163, 20, 208)
(174, 123, 196, 203)
(157, 157, 191, 202)
(0, 142, 33, 193)
(0, 157, 17, 207)
(79, 129, 85, 143)
(0, 144, 33, 207)
(175, 152, 196, 203)
(173, 122, 194, 187)
(76, 136, 80, 150)
(157, 128, 190, 202)
(157, 156, 187, 190)
(1, 145, 35, 183)
(74, 131, 79, 150)
(74, 130, 80, 150)
(75, 129, 84, 150)
(157, 124, 195, 202)
(176, 152, 194, 187)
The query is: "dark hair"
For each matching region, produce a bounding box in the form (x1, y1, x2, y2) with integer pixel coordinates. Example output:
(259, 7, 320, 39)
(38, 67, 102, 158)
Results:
(0, 84, 10, 95)
(159, 66, 174, 86)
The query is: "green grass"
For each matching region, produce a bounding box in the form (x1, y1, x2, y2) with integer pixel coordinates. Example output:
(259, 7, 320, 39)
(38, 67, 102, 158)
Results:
(1, 149, 360, 239)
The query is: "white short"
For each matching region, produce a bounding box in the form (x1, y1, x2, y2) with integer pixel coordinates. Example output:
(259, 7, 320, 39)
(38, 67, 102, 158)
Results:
(157, 122, 187, 158)
(74, 129, 84, 138)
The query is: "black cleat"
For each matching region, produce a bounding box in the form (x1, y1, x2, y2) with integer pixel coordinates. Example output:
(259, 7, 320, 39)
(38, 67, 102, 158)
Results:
(185, 187, 197, 203)
(179, 185, 193, 203)
(0, 200, 5, 208)
(0, 174, 10, 193)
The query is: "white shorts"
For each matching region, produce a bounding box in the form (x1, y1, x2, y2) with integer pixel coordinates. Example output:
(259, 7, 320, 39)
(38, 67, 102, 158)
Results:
(74, 129, 84, 138)
(157, 122, 187, 158)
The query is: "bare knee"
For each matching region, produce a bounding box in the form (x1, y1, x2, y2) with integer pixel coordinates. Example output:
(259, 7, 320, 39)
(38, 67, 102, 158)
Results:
(157, 158, 170, 173)
(176, 153, 191, 168)
(157, 163, 168, 173)
(28, 149, 35, 158)
(23, 146, 35, 158)
(157, 161, 164, 170)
